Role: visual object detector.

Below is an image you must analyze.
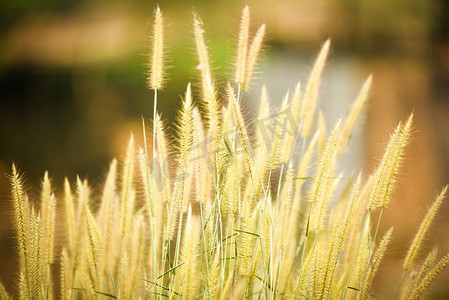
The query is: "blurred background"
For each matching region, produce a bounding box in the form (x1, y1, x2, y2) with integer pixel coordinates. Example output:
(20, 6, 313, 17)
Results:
(1, 0, 448, 297)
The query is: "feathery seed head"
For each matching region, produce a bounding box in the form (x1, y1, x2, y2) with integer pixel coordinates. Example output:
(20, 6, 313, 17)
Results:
(261, 208, 272, 270)
(120, 136, 135, 238)
(300, 39, 331, 137)
(255, 85, 270, 153)
(360, 227, 393, 300)
(10, 163, 31, 273)
(148, 5, 165, 90)
(409, 253, 449, 300)
(337, 75, 372, 156)
(40, 171, 56, 263)
(193, 14, 212, 91)
(208, 246, 222, 299)
(60, 248, 72, 300)
(243, 23, 265, 90)
(368, 114, 413, 210)
(63, 177, 76, 250)
(41, 171, 51, 201)
(278, 163, 294, 250)
(337, 173, 362, 252)
(178, 204, 200, 299)
(268, 92, 290, 169)
(317, 110, 327, 156)
(185, 82, 192, 106)
(404, 185, 448, 270)
(413, 248, 438, 287)
(227, 83, 253, 167)
(193, 13, 220, 136)
(234, 6, 250, 85)
(177, 83, 194, 166)
(288, 80, 302, 138)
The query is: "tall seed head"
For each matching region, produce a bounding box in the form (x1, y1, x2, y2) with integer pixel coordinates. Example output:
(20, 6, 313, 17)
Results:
(408, 253, 449, 300)
(261, 207, 272, 270)
(148, 5, 165, 90)
(337, 75, 372, 156)
(193, 14, 214, 101)
(10, 164, 30, 271)
(60, 248, 72, 300)
(268, 92, 289, 170)
(120, 136, 135, 238)
(193, 14, 221, 137)
(235, 6, 250, 85)
(300, 39, 330, 137)
(368, 114, 413, 210)
(63, 178, 76, 250)
(403, 185, 448, 270)
(243, 24, 265, 90)
(360, 228, 393, 300)
(255, 85, 270, 153)
(179, 205, 200, 299)
(177, 83, 194, 166)
(413, 248, 438, 288)
(40, 172, 56, 263)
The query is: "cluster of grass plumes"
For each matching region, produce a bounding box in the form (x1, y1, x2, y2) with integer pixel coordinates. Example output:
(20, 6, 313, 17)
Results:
(3, 5, 449, 300)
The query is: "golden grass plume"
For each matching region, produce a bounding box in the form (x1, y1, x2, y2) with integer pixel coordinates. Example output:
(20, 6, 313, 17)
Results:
(2, 5, 449, 300)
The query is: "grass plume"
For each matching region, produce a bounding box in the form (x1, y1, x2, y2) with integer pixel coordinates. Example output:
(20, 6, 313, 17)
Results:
(404, 185, 448, 270)
(1, 6, 448, 300)
(148, 5, 165, 90)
